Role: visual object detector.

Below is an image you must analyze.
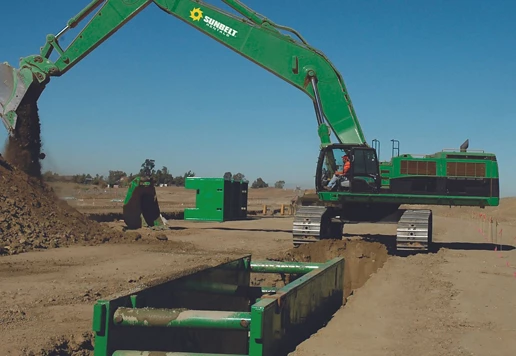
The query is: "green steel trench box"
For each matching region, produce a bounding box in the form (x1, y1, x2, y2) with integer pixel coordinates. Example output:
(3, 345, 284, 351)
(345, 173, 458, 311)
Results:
(91, 255, 344, 356)
(184, 177, 248, 222)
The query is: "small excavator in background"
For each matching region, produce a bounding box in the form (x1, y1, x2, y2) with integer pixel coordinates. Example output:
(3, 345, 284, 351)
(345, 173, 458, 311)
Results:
(0, 0, 499, 252)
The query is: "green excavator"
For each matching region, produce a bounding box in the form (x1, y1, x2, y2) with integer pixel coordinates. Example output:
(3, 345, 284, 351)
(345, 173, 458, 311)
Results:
(0, 0, 499, 252)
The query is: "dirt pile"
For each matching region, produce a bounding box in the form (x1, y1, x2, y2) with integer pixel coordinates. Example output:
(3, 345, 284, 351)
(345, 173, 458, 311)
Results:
(0, 155, 134, 255)
(271, 239, 389, 300)
(0, 91, 140, 255)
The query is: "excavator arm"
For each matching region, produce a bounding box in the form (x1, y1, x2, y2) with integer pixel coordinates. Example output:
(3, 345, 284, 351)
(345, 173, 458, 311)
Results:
(0, 0, 367, 147)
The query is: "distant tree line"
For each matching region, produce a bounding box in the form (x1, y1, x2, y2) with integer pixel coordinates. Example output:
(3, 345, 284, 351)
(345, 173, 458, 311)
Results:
(42, 158, 195, 188)
(42, 160, 286, 189)
(223, 171, 285, 189)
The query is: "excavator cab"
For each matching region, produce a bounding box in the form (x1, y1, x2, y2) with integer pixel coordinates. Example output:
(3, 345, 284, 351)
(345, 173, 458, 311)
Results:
(316, 144, 381, 194)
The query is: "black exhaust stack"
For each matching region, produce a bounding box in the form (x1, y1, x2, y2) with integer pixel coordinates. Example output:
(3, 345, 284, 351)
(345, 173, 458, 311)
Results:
(460, 139, 469, 152)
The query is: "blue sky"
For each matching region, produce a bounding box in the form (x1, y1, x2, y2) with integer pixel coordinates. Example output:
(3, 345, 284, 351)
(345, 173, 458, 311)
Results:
(1, 0, 514, 195)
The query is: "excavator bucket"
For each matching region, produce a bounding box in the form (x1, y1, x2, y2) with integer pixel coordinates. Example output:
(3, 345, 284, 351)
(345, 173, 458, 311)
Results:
(123, 176, 164, 229)
(0, 62, 33, 134)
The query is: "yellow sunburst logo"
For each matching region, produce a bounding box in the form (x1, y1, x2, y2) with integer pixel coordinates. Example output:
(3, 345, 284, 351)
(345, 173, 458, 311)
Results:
(189, 7, 203, 21)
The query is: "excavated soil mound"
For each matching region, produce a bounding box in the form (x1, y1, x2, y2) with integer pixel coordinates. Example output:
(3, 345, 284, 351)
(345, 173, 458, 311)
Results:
(0, 91, 138, 255)
(0, 156, 132, 255)
(270, 239, 389, 300)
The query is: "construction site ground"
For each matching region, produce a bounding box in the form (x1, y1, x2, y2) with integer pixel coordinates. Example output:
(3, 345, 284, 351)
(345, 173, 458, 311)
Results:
(1, 183, 516, 355)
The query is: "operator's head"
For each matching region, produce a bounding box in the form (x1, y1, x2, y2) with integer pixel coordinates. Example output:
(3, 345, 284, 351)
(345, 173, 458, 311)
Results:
(342, 155, 349, 161)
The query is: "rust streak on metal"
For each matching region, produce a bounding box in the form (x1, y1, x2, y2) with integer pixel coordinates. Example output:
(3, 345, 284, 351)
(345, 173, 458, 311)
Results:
(261, 290, 287, 307)
(114, 307, 188, 326)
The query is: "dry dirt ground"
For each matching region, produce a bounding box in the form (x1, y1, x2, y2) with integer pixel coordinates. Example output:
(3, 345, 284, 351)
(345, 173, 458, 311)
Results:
(1, 182, 516, 355)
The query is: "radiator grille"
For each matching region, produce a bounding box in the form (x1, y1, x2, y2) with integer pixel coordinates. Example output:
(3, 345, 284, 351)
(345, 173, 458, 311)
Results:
(447, 162, 486, 177)
(400, 160, 437, 175)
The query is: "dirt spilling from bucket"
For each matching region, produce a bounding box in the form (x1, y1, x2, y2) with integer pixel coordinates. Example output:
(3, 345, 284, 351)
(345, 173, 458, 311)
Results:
(3, 93, 43, 178)
(258, 239, 389, 300)
(0, 94, 145, 255)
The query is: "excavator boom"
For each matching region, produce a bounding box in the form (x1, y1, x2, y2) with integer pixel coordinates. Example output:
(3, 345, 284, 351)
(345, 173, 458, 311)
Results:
(0, 0, 367, 147)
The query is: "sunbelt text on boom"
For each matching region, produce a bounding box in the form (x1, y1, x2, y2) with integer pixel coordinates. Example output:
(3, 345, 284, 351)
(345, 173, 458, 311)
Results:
(189, 7, 238, 37)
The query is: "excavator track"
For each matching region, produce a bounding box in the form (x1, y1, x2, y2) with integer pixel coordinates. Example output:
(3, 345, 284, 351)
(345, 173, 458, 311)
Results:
(293, 206, 433, 252)
(292, 206, 343, 247)
(292, 206, 326, 246)
(396, 209, 433, 252)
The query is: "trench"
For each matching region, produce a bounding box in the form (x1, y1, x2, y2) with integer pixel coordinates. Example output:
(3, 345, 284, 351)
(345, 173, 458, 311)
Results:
(40, 238, 389, 355)
(254, 238, 389, 301)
